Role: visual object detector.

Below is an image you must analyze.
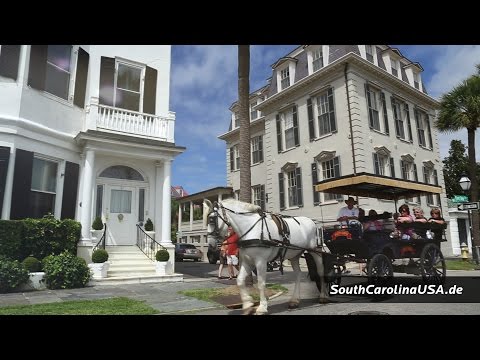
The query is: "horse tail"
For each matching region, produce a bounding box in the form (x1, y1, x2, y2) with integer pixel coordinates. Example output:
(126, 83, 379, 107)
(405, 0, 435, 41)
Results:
(304, 252, 320, 283)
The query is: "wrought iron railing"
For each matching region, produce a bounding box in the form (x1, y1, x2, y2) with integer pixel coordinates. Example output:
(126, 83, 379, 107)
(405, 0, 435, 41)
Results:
(92, 223, 107, 252)
(136, 224, 166, 261)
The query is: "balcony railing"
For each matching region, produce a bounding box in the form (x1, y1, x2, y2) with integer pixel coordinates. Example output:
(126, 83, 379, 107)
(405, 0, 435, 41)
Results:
(86, 97, 175, 142)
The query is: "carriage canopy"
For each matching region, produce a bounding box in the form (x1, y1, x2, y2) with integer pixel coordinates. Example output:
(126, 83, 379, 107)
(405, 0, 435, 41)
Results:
(314, 172, 442, 201)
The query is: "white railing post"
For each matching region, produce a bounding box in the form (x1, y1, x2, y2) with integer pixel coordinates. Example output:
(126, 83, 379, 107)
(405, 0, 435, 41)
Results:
(167, 111, 176, 143)
(85, 97, 99, 131)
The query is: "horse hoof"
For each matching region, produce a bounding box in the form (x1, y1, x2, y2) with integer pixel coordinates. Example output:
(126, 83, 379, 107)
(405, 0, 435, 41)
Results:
(288, 303, 299, 310)
(319, 298, 330, 304)
(243, 307, 256, 315)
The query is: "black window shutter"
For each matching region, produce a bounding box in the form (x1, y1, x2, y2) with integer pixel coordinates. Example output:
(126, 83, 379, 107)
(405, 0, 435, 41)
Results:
(259, 136, 263, 162)
(433, 169, 438, 186)
(28, 45, 47, 91)
(99, 56, 115, 106)
(414, 109, 421, 144)
(278, 172, 285, 211)
(276, 114, 282, 153)
(0, 45, 21, 80)
(426, 114, 433, 149)
(143, 66, 157, 115)
(230, 147, 234, 171)
(381, 92, 389, 135)
(327, 88, 336, 132)
(391, 97, 400, 137)
(0, 146, 10, 212)
(413, 163, 418, 182)
(307, 98, 315, 141)
(292, 105, 299, 146)
(311, 163, 320, 205)
(365, 83, 374, 128)
(61, 161, 79, 219)
(260, 185, 265, 211)
(373, 153, 380, 175)
(73, 47, 89, 108)
(10, 149, 33, 220)
(405, 103, 413, 142)
(296, 167, 303, 207)
(389, 157, 395, 178)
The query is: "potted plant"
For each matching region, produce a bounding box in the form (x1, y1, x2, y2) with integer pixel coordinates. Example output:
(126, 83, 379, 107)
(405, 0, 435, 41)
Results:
(91, 216, 104, 243)
(88, 249, 110, 279)
(155, 249, 170, 275)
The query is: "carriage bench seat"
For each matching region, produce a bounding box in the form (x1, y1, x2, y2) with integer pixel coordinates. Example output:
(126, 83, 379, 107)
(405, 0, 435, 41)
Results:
(397, 222, 447, 242)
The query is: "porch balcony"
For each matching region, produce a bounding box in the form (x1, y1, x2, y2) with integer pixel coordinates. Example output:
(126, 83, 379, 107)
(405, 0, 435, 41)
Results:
(85, 97, 175, 142)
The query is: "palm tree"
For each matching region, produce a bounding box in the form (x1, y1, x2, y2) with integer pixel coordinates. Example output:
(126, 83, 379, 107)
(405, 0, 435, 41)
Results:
(437, 67, 480, 262)
(238, 45, 251, 203)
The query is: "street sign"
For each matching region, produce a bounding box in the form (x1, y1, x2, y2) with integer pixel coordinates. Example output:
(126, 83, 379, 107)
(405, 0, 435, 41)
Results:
(453, 195, 469, 203)
(457, 202, 480, 211)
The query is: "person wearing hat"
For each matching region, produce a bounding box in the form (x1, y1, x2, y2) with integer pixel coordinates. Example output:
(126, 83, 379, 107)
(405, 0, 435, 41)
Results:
(337, 196, 360, 226)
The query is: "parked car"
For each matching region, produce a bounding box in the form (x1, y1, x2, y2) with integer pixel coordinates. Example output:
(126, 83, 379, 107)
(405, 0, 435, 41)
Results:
(175, 243, 203, 262)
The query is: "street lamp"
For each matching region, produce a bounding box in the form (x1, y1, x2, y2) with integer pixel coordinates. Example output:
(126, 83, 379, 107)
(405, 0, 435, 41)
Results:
(459, 174, 474, 261)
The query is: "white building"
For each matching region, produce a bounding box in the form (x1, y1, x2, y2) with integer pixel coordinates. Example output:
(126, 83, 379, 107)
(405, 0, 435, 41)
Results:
(0, 45, 185, 271)
(219, 45, 452, 256)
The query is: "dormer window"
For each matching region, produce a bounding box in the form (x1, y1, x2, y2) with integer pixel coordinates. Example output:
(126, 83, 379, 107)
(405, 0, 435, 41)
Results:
(366, 45, 374, 63)
(413, 72, 420, 89)
(312, 48, 323, 72)
(391, 59, 398, 77)
(280, 68, 290, 90)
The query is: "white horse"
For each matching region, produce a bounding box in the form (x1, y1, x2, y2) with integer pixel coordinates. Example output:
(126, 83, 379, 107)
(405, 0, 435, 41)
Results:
(203, 198, 328, 315)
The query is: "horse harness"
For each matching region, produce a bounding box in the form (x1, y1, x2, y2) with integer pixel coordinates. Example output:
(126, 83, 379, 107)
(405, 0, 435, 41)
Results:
(216, 203, 303, 274)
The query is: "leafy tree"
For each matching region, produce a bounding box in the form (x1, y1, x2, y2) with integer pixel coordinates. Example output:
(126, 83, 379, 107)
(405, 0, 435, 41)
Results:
(443, 140, 470, 198)
(437, 65, 480, 261)
(238, 45, 251, 203)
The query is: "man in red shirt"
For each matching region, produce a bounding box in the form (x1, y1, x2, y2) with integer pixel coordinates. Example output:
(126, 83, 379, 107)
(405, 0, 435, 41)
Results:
(224, 227, 239, 280)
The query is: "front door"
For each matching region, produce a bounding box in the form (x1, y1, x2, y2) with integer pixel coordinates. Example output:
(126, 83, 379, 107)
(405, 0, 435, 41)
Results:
(106, 185, 137, 245)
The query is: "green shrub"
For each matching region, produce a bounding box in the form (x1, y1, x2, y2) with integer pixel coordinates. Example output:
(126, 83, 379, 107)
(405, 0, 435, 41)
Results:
(22, 256, 42, 272)
(144, 218, 154, 231)
(92, 249, 109, 263)
(155, 249, 169, 262)
(0, 258, 29, 293)
(42, 251, 91, 290)
(0, 220, 24, 260)
(92, 217, 103, 230)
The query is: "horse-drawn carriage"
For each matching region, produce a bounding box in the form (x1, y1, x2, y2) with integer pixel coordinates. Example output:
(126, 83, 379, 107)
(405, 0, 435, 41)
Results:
(315, 173, 447, 286)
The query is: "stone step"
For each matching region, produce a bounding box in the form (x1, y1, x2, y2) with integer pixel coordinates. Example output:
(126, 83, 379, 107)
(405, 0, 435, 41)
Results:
(109, 265, 156, 272)
(90, 273, 183, 285)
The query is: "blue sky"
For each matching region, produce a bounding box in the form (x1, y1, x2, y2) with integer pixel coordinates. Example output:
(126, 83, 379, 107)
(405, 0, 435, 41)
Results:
(170, 45, 480, 195)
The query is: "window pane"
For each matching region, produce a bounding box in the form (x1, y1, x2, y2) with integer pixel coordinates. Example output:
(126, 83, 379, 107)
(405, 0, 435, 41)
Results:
(99, 165, 144, 181)
(45, 65, 70, 100)
(110, 190, 132, 213)
(47, 45, 71, 72)
(30, 191, 55, 218)
(31, 158, 57, 192)
(117, 64, 141, 91)
(96, 185, 103, 219)
(138, 188, 145, 222)
(115, 88, 140, 112)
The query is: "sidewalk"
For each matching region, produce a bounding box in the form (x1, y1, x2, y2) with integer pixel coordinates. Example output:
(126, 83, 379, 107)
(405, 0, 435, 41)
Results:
(1, 265, 479, 315)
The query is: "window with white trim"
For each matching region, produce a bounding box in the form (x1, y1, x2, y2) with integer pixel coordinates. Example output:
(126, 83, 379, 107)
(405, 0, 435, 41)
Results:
(400, 156, 419, 203)
(30, 157, 58, 218)
(312, 48, 323, 72)
(413, 72, 420, 90)
(391, 97, 413, 142)
(391, 58, 398, 77)
(316, 88, 337, 136)
(234, 112, 239, 128)
(423, 164, 438, 205)
(414, 108, 433, 149)
(276, 105, 299, 152)
(252, 184, 265, 210)
(278, 165, 303, 210)
(373, 152, 395, 177)
(229, 144, 240, 171)
(114, 61, 144, 112)
(321, 157, 342, 202)
(251, 135, 263, 164)
(366, 45, 374, 63)
(250, 100, 258, 120)
(280, 68, 290, 90)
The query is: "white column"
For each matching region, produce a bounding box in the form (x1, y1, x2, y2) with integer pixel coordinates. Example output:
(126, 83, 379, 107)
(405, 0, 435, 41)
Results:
(189, 201, 193, 231)
(1, 145, 15, 219)
(178, 203, 182, 233)
(217, 194, 223, 203)
(161, 159, 172, 244)
(155, 161, 163, 239)
(80, 149, 95, 240)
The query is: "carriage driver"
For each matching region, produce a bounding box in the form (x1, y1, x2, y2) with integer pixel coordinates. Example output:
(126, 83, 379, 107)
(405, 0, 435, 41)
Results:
(337, 197, 360, 226)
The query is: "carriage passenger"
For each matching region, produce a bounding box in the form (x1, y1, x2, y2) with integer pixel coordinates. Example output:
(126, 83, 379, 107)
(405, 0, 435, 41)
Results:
(428, 207, 445, 225)
(390, 204, 415, 240)
(362, 209, 383, 231)
(412, 207, 428, 223)
(337, 197, 360, 226)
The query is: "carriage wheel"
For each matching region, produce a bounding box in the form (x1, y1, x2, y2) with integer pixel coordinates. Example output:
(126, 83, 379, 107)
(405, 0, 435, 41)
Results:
(367, 254, 393, 286)
(420, 243, 446, 284)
